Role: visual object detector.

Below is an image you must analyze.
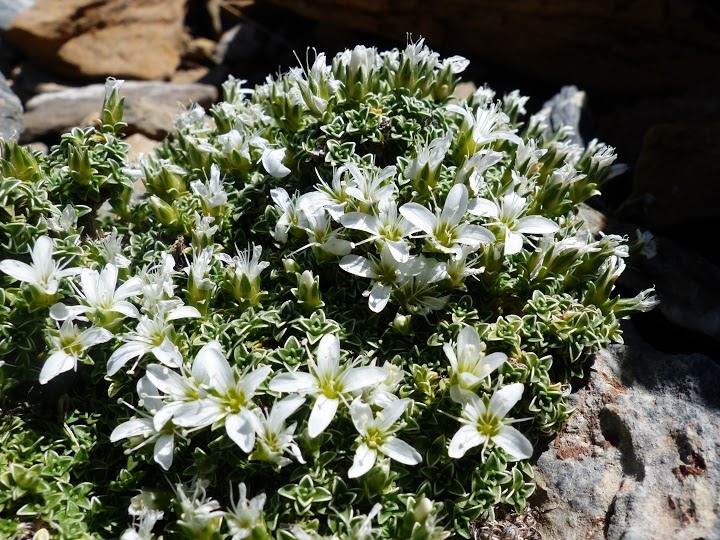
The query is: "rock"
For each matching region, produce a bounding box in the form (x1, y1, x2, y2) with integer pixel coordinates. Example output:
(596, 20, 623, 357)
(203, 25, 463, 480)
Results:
(532, 323, 720, 539)
(21, 81, 218, 141)
(0, 71, 23, 140)
(25, 141, 47, 155)
(213, 23, 261, 65)
(0, 0, 35, 30)
(451, 81, 476, 103)
(260, 0, 720, 96)
(630, 121, 720, 229)
(5, 0, 187, 81)
(543, 85, 590, 146)
(125, 133, 161, 165)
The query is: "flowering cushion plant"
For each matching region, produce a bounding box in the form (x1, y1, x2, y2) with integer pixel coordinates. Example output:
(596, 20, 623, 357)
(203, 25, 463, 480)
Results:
(0, 39, 656, 539)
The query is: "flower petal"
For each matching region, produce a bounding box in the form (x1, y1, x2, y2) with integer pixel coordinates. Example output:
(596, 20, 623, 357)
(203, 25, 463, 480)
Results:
(0, 260, 37, 284)
(399, 203, 436, 235)
(380, 437, 422, 465)
(494, 425, 533, 460)
(146, 363, 189, 396)
(107, 341, 148, 376)
(78, 327, 113, 348)
(308, 394, 339, 438)
(242, 365, 273, 395)
(226, 410, 256, 452)
(153, 434, 175, 470)
(340, 212, 378, 234)
(376, 398, 411, 432)
(368, 282, 391, 313)
(348, 443, 377, 478)
(316, 334, 340, 378)
(517, 215, 560, 235)
(457, 326, 481, 360)
(339, 255, 376, 279)
(341, 366, 387, 393)
(39, 351, 76, 384)
(167, 305, 201, 321)
(110, 418, 154, 442)
(192, 341, 233, 391)
(269, 371, 317, 393)
(262, 148, 291, 178)
(441, 184, 468, 226)
(457, 224, 495, 246)
(504, 230, 524, 255)
(448, 425, 484, 458)
(151, 337, 183, 368)
(115, 275, 143, 300)
(467, 198, 499, 218)
(480, 352, 507, 378)
(172, 398, 223, 428)
(385, 240, 410, 263)
(488, 382, 524, 419)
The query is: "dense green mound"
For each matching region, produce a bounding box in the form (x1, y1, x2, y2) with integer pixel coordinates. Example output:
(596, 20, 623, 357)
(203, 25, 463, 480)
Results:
(0, 40, 655, 539)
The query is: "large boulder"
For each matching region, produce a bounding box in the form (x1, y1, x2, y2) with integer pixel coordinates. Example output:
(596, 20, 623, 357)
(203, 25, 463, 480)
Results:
(532, 324, 720, 539)
(21, 81, 217, 141)
(0, 71, 23, 140)
(4, 0, 187, 81)
(0, 0, 36, 30)
(259, 0, 720, 96)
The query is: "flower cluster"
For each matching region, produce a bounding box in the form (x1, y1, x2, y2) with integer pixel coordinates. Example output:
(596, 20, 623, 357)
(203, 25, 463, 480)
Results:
(0, 40, 656, 539)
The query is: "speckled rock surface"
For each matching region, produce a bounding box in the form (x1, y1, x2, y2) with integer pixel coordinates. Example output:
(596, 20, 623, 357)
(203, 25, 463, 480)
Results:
(532, 324, 720, 539)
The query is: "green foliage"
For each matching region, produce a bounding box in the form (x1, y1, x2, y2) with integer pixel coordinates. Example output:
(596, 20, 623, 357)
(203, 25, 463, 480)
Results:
(0, 41, 656, 539)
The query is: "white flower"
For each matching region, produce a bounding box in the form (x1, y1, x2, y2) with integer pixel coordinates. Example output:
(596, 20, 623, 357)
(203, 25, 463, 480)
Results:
(40, 319, 113, 384)
(250, 395, 305, 467)
(446, 103, 522, 147)
(261, 147, 291, 178)
(169, 341, 272, 452)
(358, 361, 405, 408)
(469, 192, 559, 255)
(191, 163, 228, 212)
(404, 130, 453, 184)
(137, 254, 178, 312)
(400, 183, 494, 257)
(445, 245, 484, 288)
(226, 483, 267, 540)
(300, 210, 353, 256)
(340, 243, 421, 312)
(174, 480, 223, 533)
(341, 200, 416, 263)
(458, 149, 503, 195)
(348, 398, 421, 478)
(448, 383, 533, 460)
(220, 243, 270, 306)
(121, 489, 164, 540)
(269, 334, 386, 437)
(270, 187, 308, 243)
(110, 377, 180, 470)
(0, 236, 78, 296)
(106, 304, 200, 376)
(95, 229, 131, 268)
(47, 205, 78, 233)
(344, 163, 396, 209)
(443, 326, 506, 402)
(50, 263, 142, 327)
(394, 256, 449, 315)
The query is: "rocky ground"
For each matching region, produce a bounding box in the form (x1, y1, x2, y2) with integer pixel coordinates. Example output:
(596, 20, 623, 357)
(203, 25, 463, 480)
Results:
(0, 1, 718, 538)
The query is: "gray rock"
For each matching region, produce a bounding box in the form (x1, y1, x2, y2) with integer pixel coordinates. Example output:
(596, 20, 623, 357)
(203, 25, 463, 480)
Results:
(0, 0, 35, 30)
(0, 71, 23, 140)
(532, 324, 720, 539)
(543, 85, 591, 147)
(21, 81, 218, 141)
